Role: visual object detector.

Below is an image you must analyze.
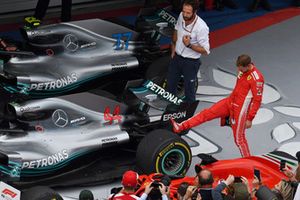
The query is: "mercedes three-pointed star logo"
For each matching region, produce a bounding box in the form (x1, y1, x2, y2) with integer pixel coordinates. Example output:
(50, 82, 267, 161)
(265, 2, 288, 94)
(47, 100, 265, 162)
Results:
(63, 34, 79, 52)
(52, 109, 69, 128)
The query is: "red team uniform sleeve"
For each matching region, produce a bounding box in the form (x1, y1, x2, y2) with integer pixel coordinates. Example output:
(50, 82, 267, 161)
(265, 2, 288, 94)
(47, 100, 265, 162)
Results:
(247, 71, 264, 121)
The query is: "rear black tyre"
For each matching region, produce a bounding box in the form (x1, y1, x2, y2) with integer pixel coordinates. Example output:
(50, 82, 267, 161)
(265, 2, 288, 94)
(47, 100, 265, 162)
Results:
(21, 186, 63, 200)
(136, 129, 191, 176)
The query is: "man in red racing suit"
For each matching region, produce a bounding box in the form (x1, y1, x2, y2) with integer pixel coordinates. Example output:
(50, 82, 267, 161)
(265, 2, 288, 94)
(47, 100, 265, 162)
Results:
(171, 54, 264, 157)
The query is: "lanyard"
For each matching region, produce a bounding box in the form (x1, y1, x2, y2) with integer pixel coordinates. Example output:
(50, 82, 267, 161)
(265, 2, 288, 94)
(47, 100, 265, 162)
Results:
(181, 15, 198, 34)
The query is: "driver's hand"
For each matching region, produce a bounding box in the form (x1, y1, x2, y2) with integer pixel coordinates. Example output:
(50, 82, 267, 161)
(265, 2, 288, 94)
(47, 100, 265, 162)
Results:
(170, 118, 184, 133)
(245, 120, 252, 129)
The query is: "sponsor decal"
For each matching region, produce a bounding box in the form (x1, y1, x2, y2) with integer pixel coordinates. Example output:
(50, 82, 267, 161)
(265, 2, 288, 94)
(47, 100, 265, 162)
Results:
(162, 111, 187, 121)
(80, 42, 96, 49)
(35, 125, 44, 133)
(46, 49, 54, 56)
(63, 34, 79, 52)
(70, 116, 86, 124)
(231, 118, 236, 125)
(247, 75, 252, 80)
(0, 182, 20, 200)
(52, 109, 69, 128)
(1, 189, 17, 198)
(104, 106, 122, 124)
(159, 143, 174, 157)
(22, 150, 69, 169)
(145, 94, 157, 102)
(29, 73, 78, 91)
(157, 9, 176, 26)
(237, 71, 243, 79)
(101, 137, 118, 144)
(111, 62, 128, 68)
(256, 82, 263, 87)
(112, 32, 132, 50)
(20, 106, 40, 113)
(144, 81, 183, 105)
(257, 88, 262, 96)
(252, 71, 260, 80)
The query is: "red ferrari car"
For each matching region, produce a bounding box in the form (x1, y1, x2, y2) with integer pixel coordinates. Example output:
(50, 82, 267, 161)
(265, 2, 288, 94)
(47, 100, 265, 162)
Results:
(134, 151, 298, 199)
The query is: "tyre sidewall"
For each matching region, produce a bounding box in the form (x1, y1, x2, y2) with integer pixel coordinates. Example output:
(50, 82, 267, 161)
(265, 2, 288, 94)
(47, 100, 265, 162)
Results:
(136, 130, 191, 176)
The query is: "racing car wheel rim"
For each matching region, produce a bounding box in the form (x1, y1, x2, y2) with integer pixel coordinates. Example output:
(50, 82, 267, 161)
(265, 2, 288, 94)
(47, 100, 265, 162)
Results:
(161, 149, 185, 175)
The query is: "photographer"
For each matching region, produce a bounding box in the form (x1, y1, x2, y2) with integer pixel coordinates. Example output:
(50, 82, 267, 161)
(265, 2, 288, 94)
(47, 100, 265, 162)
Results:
(251, 174, 296, 200)
(212, 175, 251, 200)
(212, 174, 234, 200)
(196, 169, 214, 200)
(177, 182, 201, 200)
(109, 170, 140, 200)
(140, 181, 169, 200)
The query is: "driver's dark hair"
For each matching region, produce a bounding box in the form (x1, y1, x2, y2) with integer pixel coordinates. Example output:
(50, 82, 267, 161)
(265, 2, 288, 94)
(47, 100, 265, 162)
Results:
(183, 0, 199, 12)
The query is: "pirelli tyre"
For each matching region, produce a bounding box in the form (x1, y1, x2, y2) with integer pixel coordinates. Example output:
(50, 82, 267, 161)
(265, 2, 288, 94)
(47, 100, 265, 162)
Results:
(146, 56, 198, 98)
(136, 129, 191, 176)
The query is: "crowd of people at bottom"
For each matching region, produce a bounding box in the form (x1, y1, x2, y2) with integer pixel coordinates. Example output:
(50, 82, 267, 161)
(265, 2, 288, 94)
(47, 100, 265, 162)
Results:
(106, 151, 300, 200)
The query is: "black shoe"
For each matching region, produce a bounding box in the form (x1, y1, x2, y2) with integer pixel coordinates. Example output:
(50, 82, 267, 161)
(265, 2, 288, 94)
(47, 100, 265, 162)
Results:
(261, 0, 272, 11)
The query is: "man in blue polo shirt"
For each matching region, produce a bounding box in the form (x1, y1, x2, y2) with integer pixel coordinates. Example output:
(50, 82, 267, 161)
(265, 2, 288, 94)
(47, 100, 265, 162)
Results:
(167, 0, 210, 103)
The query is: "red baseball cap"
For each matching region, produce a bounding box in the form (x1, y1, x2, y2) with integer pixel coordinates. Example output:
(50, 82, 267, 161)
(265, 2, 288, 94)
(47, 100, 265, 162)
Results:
(122, 170, 139, 187)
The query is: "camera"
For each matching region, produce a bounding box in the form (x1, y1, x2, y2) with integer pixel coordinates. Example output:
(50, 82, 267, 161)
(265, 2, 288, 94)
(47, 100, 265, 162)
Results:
(234, 176, 242, 183)
(254, 169, 261, 182)
(191, 187, 199, 200)
(150, 181, 162, 188)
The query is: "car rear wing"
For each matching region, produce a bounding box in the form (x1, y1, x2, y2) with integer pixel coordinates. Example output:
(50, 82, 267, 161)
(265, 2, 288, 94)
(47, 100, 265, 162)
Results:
(136, 7, 176, 39)
(126, 79, 199, 122)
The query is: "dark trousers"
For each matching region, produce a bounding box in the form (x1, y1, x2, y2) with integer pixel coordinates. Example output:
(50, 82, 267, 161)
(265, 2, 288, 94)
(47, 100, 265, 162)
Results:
(34, 0, 72, 22)
(167, 54, 201, 103)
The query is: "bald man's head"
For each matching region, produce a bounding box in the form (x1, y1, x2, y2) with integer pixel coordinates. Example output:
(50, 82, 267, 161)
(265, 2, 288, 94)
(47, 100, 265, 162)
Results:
(198, 169, 214, 187)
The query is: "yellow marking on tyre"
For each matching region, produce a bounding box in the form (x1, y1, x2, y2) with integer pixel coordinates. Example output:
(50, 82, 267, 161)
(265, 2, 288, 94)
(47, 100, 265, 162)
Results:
(155, 142, 191, 173)
(158, 143, 174, 157)
(175, 142, 191, 160)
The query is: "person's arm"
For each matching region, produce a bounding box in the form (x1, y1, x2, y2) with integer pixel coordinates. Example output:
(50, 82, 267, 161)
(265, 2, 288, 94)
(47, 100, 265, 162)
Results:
(187, 43, 208, 55)
(241, 176, 251, 194)
(193, 25, 210, 55)
(283, 167, 297, 181)
(212, 175, 234, 200)
(139, 183, 153, 200)
(159, 184, 170, 200)
(212, 182, 227, 200)
(251, 176, 261, 198)
(247, 72, 264, 122)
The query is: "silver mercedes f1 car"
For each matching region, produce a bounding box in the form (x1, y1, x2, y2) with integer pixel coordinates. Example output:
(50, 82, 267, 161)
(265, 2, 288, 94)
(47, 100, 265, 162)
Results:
(0, 9, 196, 188)
(0, 8, 176, 99)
